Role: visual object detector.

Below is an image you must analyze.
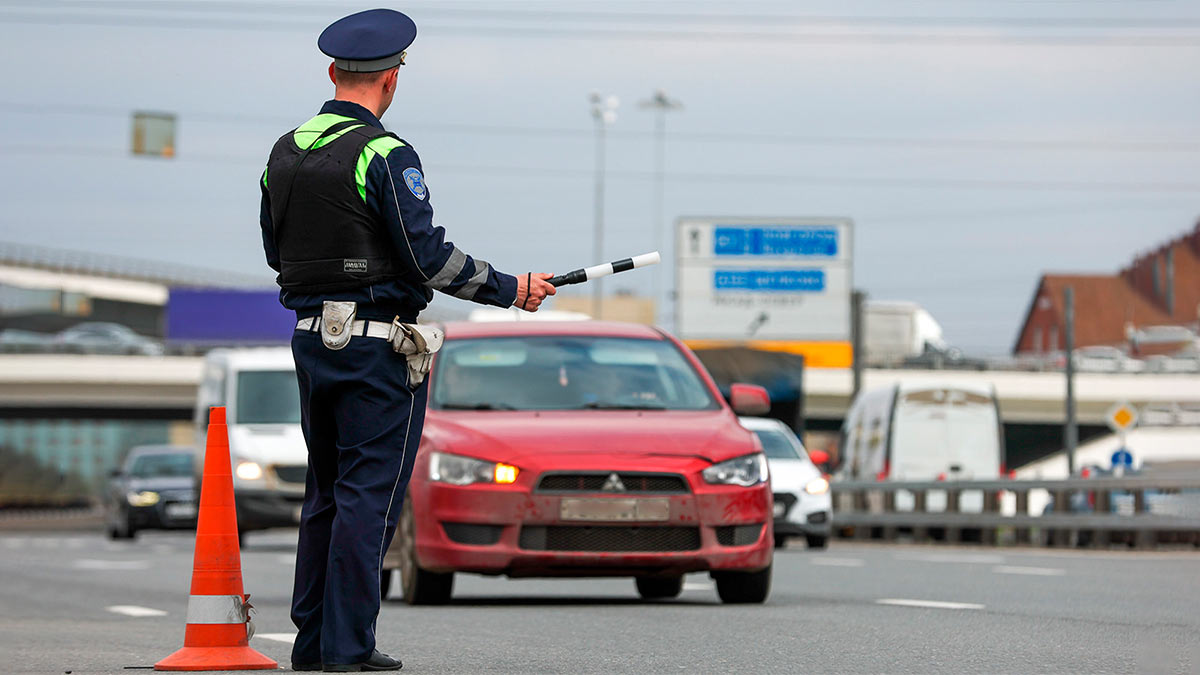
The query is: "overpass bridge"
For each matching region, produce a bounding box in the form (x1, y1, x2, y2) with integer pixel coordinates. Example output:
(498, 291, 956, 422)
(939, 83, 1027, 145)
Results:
(4, 353, 1199, 424)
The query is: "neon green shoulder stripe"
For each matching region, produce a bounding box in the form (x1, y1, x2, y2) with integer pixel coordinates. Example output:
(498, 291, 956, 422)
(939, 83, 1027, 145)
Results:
(292, 113, 363, 151)
(356, 136, 407, 202)
(261, 166, 268, 189)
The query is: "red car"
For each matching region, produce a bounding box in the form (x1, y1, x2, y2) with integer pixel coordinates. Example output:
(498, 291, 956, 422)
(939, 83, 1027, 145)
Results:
(382, 320, 774, 604)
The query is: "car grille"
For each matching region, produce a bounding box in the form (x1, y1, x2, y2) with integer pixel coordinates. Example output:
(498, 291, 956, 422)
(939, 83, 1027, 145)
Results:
(273, 465, 308, 485)
(442, 522, 504, 546)
(773, 492, 797, 518)
(715, 524, 764, 547)
(537, 472, 689, 494)
(519, 525, 700, 552)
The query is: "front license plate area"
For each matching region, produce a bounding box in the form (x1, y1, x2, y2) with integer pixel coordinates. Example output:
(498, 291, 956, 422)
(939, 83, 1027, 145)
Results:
(560, 498, 670, 522)
(165, 503, 197, 519)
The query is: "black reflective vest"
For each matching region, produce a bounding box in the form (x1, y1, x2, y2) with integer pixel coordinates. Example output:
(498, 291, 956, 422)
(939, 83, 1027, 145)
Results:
(267, 119, 405, 294)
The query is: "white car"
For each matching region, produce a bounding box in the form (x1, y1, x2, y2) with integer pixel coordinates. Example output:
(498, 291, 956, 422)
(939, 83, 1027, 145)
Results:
(739, 417, 831, 549)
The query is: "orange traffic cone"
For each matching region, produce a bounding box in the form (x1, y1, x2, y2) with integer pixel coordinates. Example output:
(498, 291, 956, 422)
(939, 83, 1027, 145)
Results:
(155, 406, 278, 671)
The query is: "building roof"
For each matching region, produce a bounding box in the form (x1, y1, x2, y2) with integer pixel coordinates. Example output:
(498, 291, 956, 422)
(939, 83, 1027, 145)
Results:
(1037, 274, 1174, 347)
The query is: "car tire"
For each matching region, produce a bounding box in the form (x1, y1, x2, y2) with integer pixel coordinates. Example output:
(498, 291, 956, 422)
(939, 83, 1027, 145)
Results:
(773, 535, 788, 549)
(398, 499, 453, 605)
(380, 568, 393, 600)
(634, 575, 683, 600)
(713, 564, 772, 604)
(806, 534, 828, 549)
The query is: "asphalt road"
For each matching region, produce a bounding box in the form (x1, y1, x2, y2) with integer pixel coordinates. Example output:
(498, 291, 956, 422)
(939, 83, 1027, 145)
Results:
(0, 529, 1196, 674)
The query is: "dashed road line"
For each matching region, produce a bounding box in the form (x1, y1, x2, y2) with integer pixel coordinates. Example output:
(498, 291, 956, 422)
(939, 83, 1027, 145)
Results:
(107, 605, 168, 617)
(877, 598, 985, 611)
(895, 552, 1005, 565)
(257, 633, 297, 644)
(993, 565, 1065, 576)
(810, 557, 865, 567)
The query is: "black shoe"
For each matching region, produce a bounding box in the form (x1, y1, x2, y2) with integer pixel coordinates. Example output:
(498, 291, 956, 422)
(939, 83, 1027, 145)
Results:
(292, 663, 323, 672)
(324, 650, 402, 672)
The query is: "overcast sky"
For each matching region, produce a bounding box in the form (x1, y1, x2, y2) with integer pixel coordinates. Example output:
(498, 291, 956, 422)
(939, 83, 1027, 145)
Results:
(1, 0, 1198, 353)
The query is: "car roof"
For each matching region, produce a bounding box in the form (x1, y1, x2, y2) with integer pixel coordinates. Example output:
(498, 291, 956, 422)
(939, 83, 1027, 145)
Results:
(126, 445, 194, 457)
(442, 320, 666, 341)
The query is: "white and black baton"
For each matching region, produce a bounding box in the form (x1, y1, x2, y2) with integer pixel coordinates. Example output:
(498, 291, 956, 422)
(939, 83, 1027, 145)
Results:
(547, 251, 661, 287)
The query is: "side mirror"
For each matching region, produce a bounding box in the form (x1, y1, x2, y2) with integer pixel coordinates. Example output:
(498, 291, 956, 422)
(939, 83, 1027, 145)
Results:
(808, 449, 830, 466)
(729, 383, 770, 416)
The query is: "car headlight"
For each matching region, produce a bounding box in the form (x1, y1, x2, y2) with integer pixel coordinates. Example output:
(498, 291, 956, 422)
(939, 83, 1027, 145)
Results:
(127, 490, 160, 507)
(702, 453, 769, 487)
(429, 452, 519, 486)
(235, 461, 264, 481)
(805, 477, 830, 495)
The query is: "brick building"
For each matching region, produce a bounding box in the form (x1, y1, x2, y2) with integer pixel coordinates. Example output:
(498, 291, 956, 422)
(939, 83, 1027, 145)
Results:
(1013, 222, 1200, 355)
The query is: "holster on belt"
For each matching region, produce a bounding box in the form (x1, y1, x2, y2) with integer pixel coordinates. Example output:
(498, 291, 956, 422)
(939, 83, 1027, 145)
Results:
(320, 301, 357, 350)
(388, 319, 444, 386)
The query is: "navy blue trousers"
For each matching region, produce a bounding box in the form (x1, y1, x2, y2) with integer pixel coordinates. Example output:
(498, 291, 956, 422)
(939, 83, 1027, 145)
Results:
(289, 330, 426, 666)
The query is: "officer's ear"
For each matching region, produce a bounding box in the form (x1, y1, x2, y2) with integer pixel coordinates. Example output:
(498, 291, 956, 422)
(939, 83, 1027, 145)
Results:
(384, 67, 399, 94)
(328, 62, 338, 86)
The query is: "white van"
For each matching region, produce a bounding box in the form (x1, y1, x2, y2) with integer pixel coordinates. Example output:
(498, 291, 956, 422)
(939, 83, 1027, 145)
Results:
(195, 347, 306, 535)
(837, 382, 1003, 510)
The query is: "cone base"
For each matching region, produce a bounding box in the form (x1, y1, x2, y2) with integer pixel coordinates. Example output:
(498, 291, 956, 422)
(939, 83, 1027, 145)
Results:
(154, 645, 278, 671)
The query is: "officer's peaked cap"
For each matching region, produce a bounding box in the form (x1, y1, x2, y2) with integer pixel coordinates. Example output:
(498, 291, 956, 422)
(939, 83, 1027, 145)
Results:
(318, 9, 417, 73)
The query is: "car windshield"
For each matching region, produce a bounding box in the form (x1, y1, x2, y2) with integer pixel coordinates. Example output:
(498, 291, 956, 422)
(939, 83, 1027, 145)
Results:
(236, 370, 301, 424)
(129, 453, 193, 478)
(751, 428, 804, 460)
(431, 336, 718, 411)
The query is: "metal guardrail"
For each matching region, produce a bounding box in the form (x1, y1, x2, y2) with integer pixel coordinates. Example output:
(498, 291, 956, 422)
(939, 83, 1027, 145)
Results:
(831, 477, 1200, 548)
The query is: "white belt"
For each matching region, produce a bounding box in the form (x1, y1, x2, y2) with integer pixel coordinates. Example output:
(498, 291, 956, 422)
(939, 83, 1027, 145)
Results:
(296, 317, 393, 340)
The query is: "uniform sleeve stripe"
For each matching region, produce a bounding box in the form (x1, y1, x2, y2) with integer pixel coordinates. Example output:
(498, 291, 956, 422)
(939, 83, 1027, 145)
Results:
(424, 247, 468, 290)
(453, 260, 491, 300)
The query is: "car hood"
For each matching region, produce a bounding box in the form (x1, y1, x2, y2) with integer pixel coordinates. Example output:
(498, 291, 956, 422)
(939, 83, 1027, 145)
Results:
(227, 424, 309, 466)
(424, 409, 758, 464)
(766, 458, 821, 491)
(127, 476, 195, 493)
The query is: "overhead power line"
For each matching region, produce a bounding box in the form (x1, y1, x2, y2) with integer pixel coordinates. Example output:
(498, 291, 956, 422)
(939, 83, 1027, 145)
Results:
(4, 101, 1198, 154)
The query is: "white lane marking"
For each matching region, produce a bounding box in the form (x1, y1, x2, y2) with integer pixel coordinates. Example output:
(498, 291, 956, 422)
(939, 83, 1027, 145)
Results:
(810, 557, 865, 567)
(877, 598, 985, 611)
(277, 554, 296, 565)
(64, 538, 86, 550)
(895, 553, 1005, 565)
(2, 538, 24, 548)
(107, 605, 168, 617)
(257, 633, 297, 644)
(682, 582, 713, 591)
(993, 565, 1065, 576)
(73, 559, 151, 571)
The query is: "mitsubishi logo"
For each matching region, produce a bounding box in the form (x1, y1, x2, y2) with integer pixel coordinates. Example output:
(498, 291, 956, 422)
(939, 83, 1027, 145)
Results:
(601, 473, 626, 492)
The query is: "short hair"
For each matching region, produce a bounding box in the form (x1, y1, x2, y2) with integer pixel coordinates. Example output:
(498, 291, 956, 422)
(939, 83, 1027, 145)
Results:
(334, 67, 392, 88)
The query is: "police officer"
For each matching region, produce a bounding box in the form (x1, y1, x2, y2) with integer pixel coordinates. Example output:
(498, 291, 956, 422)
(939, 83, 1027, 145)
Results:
(259, 9, 555, 671)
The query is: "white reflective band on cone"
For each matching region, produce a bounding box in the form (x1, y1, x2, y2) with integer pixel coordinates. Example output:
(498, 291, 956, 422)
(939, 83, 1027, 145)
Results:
(186, 594, 247, 624)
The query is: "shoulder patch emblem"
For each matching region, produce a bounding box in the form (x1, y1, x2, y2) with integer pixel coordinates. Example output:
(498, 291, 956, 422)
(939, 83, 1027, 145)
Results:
(402, 167, 427, 200)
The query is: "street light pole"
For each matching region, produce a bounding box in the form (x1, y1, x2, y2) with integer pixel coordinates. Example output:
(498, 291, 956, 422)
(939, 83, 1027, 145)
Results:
(639, 90, 682, 325)
(589, 92, 619, 319)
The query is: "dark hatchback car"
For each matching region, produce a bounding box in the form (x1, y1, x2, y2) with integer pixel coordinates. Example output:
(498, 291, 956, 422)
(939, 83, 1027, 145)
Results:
(105, 445, 199, 540)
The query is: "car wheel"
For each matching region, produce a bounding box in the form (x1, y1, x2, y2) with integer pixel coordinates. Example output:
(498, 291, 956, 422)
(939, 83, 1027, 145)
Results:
(713, 564, 772, 604)
(380, 568, 393, 600)
(398, 499, 453, 605)
(773, 535, 788, 549)
(806, 534, 828, 549)
(634, 575, 683, 600)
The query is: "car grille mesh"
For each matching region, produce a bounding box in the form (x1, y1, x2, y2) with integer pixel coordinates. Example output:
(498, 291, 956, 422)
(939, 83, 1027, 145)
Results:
(537, 473, 689, 493)
(273, 465, 308, 484)
(715, 524, 764, 547)
(519, 525, 701, 552)
(441, 522, 504, 546)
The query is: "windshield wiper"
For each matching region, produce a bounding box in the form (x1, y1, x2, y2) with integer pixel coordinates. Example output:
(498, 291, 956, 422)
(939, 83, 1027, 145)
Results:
(440, 402, 517, 410)
(579, 402, 666, 410)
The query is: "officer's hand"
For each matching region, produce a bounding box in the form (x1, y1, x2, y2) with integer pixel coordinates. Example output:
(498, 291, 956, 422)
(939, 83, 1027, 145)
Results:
(515, 273, 556, 312)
